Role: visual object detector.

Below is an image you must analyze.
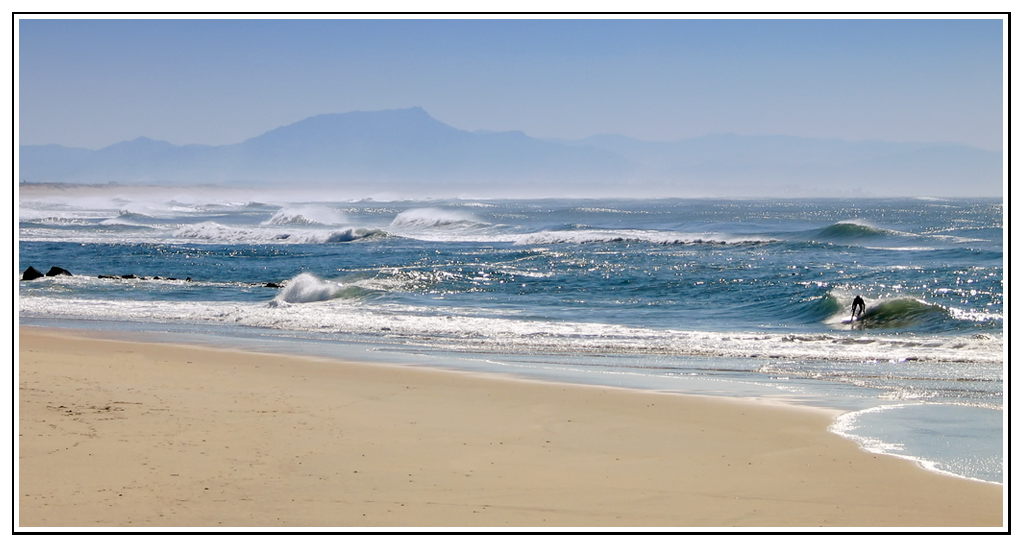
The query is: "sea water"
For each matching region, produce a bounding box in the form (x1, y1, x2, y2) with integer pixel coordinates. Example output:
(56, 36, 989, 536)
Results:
(17, 187, 1004, 483)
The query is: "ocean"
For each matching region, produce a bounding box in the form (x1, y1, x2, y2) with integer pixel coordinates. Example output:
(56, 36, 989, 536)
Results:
(17, 185, 1004, 484)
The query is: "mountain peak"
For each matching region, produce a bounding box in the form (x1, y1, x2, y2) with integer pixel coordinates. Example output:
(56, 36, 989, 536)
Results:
(247, 107, 457, 146)
(301, 106, 433, 123)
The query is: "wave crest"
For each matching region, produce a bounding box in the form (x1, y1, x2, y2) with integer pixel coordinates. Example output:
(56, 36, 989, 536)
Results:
(825, 295, 994, 331)
(174, 222, 382, 244)
(858, 298, 951, 329)
(98, 211, 155, 227)
(261, 206, 348, 226)
(390, 208, 484, 229)
(273, 273, 343, 303)
(814, 221, 893, 240)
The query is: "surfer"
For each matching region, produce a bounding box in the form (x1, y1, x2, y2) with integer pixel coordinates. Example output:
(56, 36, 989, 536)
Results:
(851, 295, 866, 320)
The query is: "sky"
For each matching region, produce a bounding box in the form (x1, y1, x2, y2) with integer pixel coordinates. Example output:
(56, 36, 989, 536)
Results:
(17, 16, 1006, 151)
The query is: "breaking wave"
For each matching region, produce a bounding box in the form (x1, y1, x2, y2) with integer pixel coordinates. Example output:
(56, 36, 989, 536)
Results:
(261, 206, 349, 226)
(390, 208, 485, 229)
(824, 295, 1001, 331)
(173, 222, 383, 244)
(811, 221, 896, 240)
(857, 298, 954, 329)
(98, 211, 156, 227)
(273, 273, 345, 303)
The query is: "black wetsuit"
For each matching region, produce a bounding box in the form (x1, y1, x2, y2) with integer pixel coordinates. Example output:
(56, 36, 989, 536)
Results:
(852, 296, 866, 318)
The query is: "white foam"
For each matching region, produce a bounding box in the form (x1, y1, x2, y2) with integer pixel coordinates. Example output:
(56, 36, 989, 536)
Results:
(947, 306, 1004, 323)
(830, 405, 911, 455)
(98, 216, 152, 227)
(273, 273, 344, 303)
(173, 222, 381, 244)
(261, 206, 349, 226)
(390, 207, 484, 229)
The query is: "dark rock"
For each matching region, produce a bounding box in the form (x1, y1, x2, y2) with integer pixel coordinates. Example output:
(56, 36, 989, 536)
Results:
(98, 274, 121, 279)
(45, 266, 72, 276)
(121, 274, 138, 279)
(22, 266, 45, 280)
(264, 282, 282, 288)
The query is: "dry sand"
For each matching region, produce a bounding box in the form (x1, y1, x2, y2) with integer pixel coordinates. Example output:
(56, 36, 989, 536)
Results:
(17, 327, 1004, 528)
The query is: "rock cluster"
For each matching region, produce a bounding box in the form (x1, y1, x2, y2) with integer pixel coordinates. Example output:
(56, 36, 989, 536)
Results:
(20, 266, 71, 280)
(21, 266, 285, 288)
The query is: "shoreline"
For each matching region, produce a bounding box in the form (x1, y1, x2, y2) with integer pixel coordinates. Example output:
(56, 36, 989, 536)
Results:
(17, 326, 1004, 528)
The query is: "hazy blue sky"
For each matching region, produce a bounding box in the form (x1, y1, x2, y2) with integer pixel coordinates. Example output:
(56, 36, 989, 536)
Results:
(18, 17, 1005, 151)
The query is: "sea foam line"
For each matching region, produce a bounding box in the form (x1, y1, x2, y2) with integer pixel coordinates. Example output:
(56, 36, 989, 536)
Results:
(829, 404, 1003, 485)
(18, 295, 1003, 365)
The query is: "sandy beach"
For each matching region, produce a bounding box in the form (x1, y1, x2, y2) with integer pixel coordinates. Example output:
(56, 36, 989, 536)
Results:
(17, 327, 1003, 528)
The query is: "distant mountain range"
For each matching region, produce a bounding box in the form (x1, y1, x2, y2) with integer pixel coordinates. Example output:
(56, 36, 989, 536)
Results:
(19, 107, 1003, 197)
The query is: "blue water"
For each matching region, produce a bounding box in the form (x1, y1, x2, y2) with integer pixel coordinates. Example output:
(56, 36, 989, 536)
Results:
(18, 186, 1004, 483)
